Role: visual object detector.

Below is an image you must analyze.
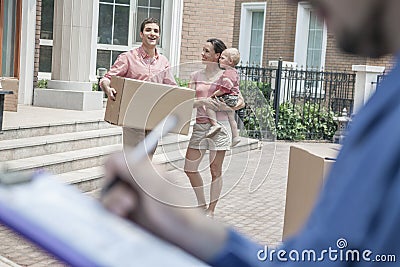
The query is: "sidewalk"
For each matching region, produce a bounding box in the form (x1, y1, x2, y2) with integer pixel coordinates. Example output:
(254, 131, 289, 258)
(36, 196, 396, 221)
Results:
(0, 141, 295, 266)
(0, 105, 337, 266)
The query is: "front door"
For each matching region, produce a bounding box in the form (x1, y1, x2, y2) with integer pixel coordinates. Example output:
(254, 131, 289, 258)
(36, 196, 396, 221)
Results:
(0, 0, 21, 78)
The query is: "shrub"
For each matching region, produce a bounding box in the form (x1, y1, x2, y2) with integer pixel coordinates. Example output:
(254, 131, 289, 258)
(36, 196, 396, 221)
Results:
(37, 79, 48, 88)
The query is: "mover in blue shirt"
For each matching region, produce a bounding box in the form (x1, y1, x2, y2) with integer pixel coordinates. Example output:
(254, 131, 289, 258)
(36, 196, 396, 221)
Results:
(101, 0, 400, 266)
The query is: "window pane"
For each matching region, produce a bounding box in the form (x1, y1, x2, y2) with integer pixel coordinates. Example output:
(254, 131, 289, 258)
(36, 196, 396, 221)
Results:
(114, 6, 129, 45)
(100, 0, 113, 3)
(138, 0, 149, 6)
(136, 7, 149, 42)
(40, 0, 54, 39)
(39, 46, 53, 72)
(96, 50, 112, 70)
(116, 0, 130, 4)
(306, 11, 324, 68)
(151, 0, 162, 7)
(249, 12, 263, 65)
(2, 0, 16, 76)
(111, 51, 124, 64)
(98, 4, 113, 44)
(149, 8, 161, 22)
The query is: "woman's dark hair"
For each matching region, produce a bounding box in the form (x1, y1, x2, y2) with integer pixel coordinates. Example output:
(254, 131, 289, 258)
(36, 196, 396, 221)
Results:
(140, 18, 160, 33)
(206, 38, 227, 55)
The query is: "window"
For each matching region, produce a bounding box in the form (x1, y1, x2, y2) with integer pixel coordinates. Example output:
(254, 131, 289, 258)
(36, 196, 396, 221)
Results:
(98, 0, 130, 45)
(135, 0, 162, 42)
(249, 11, 264, 65)
(239, 3, 266, 66)
(294, 2, 327, 69)
(306, 10, 324, 69)
(1, 0, 17, 76)
(38, 0, 181, 78)
(38, 0, 54, 78)
(96, 0, 166, 70)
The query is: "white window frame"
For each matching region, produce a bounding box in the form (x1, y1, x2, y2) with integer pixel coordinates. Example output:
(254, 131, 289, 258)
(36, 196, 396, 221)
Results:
(38, 0, 182, 81)
(294, 1, 327, 69)
(94, 0, 181, 68)
(238, 2, 266, 65)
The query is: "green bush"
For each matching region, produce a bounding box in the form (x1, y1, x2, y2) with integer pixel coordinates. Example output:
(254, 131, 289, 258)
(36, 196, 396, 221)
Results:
(302, 103, 338, 140)
(275, 102, 338, 141)
(276, 103, 306, 140)
(37, 79, 48, 88)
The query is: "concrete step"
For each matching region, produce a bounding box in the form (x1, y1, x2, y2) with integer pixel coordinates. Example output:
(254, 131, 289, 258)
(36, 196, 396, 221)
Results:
(58, 166, 105, 193)
(0, 119, 113, 141)
(2, 144, 122, 174)
(0, 128, 122, 161)
(57, 137, 259, 193)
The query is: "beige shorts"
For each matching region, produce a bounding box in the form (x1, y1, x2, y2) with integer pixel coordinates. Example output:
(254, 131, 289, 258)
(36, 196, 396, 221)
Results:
(188, 121, 232, 151)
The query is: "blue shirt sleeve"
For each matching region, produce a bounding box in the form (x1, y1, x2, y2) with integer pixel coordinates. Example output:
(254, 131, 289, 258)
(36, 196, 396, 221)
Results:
(209, 55, 400, 267)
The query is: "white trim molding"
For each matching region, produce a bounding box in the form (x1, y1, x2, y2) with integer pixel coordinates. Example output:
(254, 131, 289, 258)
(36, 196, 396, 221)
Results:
(19, 0, 37, 105)
(294, 1, 327, 69)
(238, 2, 267, 65)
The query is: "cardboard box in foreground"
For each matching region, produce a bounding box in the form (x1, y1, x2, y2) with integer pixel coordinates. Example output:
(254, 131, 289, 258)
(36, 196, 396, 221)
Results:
(104, 76, 195, 135)
(282, 144, 340, 240)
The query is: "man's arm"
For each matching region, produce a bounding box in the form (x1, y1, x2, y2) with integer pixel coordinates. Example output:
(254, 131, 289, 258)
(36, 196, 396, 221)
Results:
(99, 53, 129, 101)
(101, 154, 229, 262)
(100, 79, 117, 101)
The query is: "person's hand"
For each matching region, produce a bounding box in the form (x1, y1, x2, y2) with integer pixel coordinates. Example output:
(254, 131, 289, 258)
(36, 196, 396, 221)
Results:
(104, 86, 117, 101)
(100, 79, 117, 101)
(100, 152, 227, 262)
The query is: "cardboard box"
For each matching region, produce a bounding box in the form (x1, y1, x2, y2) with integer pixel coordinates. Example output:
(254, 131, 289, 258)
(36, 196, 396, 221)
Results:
(282, 144, 340, 240)
(104, 76, 195, 135)
(1, 78, 19, 112)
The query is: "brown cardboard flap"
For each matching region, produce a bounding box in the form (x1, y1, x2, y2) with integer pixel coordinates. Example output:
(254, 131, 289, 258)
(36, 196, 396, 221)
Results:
(104, 76, 125, 125)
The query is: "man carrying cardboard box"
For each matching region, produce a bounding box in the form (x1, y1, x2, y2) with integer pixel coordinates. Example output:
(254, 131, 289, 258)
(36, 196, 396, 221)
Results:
(100, 17, 177, 150)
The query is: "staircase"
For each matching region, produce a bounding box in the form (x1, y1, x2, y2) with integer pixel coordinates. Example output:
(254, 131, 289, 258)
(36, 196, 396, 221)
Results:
(0, 118, 259, 194)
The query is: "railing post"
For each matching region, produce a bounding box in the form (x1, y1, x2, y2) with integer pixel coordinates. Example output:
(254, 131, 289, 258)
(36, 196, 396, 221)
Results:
(273, 59, 283, 127)
(352, 65, 385, 114)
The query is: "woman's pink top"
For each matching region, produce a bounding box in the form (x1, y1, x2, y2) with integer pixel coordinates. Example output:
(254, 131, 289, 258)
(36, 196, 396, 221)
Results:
(191, 70, 229, 124)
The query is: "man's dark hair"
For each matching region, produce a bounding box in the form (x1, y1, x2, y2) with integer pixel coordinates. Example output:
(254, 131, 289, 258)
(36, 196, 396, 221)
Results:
(206, 38, 227, 55)
(140, 18, 160, 33)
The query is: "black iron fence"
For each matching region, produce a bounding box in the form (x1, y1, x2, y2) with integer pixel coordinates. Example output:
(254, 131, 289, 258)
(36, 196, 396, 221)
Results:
(236, 60, 356, 141)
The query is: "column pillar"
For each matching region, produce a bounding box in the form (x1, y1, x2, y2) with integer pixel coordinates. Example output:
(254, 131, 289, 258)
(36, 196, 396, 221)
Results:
(34, 0, 103, 110)
(352, 65, 385, 114)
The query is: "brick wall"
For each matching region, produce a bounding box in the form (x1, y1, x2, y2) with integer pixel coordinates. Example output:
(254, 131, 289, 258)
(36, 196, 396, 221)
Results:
(233, 0, 297, 65)
(180, 0, 235, 64)
(232, 0, 393, 70)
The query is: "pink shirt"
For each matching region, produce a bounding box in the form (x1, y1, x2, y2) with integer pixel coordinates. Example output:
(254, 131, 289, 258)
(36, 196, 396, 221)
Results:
(101, 46, 176, 85)
(215, 69, 240, 96)
(191, 70, 229, 124)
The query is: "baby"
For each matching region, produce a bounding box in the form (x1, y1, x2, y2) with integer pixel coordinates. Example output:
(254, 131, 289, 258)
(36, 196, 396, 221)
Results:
(206, 48, 241, 147)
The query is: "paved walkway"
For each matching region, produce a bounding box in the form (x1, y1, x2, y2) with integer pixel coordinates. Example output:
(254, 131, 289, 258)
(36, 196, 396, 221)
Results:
(0, 105, 337, 266)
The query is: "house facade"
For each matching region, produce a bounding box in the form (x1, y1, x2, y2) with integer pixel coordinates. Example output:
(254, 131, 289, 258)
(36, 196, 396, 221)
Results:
(4, 0, 393, 110)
